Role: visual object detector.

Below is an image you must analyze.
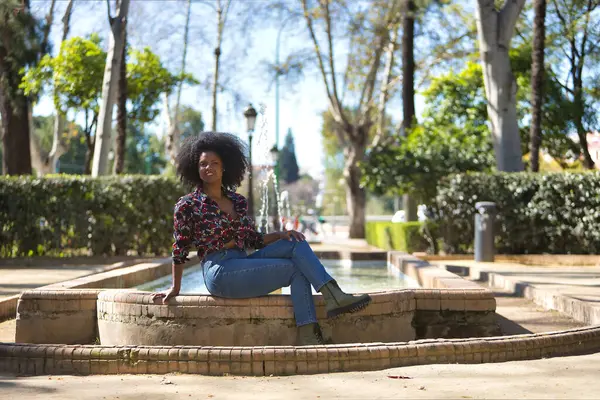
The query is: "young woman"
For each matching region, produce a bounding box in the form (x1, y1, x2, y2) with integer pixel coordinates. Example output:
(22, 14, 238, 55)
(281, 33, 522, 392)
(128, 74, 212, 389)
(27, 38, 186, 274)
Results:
(152, 132, 371, 345)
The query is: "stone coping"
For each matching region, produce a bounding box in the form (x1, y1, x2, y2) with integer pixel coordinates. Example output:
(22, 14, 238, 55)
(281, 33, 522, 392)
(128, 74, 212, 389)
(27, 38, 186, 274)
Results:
(485, 270, 600, 325)
(0, 258, 172, 322)
(1, 251, 385, 322)
(421, 254, 600, 266)
(14, 287, 495, 315)
(1, 325, 599, 376)
(388, 252, 486, 291)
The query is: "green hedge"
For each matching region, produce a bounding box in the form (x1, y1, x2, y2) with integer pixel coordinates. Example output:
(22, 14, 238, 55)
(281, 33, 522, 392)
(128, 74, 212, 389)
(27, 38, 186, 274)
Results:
(365, 221, 435, 253)
(433, 171, 600, 254)
(0, 175, 187, 257)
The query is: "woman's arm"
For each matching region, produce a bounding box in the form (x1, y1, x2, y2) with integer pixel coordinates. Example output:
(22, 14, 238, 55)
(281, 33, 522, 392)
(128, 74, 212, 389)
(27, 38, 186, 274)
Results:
(153, 200, 194, 303)
(263, 231, 285, 245)
(263, 230, 305, 245)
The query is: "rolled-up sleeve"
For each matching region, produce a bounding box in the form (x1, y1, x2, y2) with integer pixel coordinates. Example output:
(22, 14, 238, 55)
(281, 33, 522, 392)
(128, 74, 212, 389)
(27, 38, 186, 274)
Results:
(172, 200, 194, 265)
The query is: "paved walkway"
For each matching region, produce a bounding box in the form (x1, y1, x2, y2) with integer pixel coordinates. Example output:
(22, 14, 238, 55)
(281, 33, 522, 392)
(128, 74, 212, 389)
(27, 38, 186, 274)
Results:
(0, 258, 156, 300)
(429, 259, 600, 325)
(1, 351, 599, 399)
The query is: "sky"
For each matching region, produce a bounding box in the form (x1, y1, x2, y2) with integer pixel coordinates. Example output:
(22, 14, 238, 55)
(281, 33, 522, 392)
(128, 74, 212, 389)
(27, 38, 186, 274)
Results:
(30, 0, 425, 179)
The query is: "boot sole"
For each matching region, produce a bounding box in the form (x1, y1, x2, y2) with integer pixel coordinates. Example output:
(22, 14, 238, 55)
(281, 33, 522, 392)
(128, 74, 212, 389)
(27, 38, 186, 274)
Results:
(326, 295, 372, 319)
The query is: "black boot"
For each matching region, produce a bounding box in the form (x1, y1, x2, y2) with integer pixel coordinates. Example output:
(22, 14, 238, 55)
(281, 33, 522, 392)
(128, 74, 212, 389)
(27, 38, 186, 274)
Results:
(296, 323, 325, 346)
(319, 280, 371, 318)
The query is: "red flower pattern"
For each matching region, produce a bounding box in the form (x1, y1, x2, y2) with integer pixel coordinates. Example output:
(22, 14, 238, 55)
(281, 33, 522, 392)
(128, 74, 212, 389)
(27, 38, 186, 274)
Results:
(172, 189, 264, 264)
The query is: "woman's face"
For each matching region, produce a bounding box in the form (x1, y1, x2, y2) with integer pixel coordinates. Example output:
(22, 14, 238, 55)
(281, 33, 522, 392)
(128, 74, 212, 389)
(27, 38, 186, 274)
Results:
(198, 151, 223, 185)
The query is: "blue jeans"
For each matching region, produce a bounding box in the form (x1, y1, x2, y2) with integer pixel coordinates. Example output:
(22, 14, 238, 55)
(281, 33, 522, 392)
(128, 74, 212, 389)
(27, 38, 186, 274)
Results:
(202, 239, 334, 326)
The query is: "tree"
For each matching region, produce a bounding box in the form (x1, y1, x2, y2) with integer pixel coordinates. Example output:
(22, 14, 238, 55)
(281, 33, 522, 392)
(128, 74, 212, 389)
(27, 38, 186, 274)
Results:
(178, 106, 205, 142)
(164, 0, 192, 167)
(547, 0, 599, 169)
(91, 0, 130, 177)
(114, 23, 128, 174)
(0, 0, 43, 175)
(320, 109, 347, 216)
(126, 49, 180, 125)
(22, 35, 106, 174)
(401, 0, 418, 221)
(475, 0, 526, 172)
(299, 0, 403, 238)
(363, 46, 583, 200)
(211, 0, 232, 131)
(529, 0, 547, 172)
(124, 122, 166, 175)
(364, 61, 495, 202)
(279, 128, 300, 184)
(28, 0, 75, 176)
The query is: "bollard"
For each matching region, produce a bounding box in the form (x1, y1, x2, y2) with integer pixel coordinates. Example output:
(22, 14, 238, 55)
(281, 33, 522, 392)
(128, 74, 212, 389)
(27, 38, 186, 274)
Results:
(474, 201, 497, 262)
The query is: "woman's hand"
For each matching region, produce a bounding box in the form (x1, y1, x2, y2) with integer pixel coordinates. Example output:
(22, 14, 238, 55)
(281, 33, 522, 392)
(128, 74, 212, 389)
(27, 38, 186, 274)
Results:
(151, 286, 180, 304)
(279, 230, 305, 242)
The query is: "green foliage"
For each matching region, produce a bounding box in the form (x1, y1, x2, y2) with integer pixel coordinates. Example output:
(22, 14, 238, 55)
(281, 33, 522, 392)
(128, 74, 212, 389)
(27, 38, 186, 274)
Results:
(0, 0, 44, 106)
(279, 128, 300, 184)
(363, 61, 495, 202)
(124, 124, 167, 175)
(420, 61, 488, 131)
(0, 175, 187, 257)
(364, 125, 495, 203)
(433, 172, 600, 254)
(365, 221, 435, 253)
(21, 35, 106, 115)
(178, 106, 205, 142)
(126, 47, 192, 126)
(362, 43, 588, 200)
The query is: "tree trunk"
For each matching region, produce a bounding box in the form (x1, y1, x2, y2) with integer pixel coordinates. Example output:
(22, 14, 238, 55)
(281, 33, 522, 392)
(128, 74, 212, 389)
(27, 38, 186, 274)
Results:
(113, 29, 128, 174)
(344, 131, 367, 239)
(402, 0, 418, 222)
(574, 88, 594, 169)
(0, 0, 34, 175)
(165, 0, 191, 166)
(374, 26, 398, 145)
(476, 0, 526, 172)
(212, 2, 224, 132)
(164, 94, 180, 166)
(0, 95, 32, 175)
(529, 0, 546, 172)
(91, 0, 130, 177)
(212, 46, 221, 132)
(84, 133, 94, 175)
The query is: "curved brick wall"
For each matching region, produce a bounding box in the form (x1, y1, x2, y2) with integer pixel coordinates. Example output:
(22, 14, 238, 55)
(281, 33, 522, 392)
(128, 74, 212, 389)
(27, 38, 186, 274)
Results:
(2, 326, 600, 376)
(95, 289, 499, 346)
(97, 290, 416, 346)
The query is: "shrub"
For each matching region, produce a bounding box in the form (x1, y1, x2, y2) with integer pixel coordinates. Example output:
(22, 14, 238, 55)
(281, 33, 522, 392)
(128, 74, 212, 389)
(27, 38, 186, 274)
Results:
(365, 221, 436, 253)
(0, 175, 187, 257)
(433, 171, 600, 254)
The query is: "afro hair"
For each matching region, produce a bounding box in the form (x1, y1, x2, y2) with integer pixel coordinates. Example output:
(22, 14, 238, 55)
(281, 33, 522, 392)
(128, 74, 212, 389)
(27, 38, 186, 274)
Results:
(176, 131, 249, 191)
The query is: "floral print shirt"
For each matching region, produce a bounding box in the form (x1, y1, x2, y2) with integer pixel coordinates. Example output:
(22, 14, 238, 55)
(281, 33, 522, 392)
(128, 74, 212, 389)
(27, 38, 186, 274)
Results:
(171, 189, 265, 265)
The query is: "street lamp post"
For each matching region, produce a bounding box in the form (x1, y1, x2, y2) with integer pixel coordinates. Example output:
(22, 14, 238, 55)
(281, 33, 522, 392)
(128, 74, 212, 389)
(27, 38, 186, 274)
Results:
(243, 104, 257, 219)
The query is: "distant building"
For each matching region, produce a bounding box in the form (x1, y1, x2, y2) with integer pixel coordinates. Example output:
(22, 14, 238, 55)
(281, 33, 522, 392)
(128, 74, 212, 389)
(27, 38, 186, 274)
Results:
(588, 132, 600, 168)
(566, 131, 600, 169)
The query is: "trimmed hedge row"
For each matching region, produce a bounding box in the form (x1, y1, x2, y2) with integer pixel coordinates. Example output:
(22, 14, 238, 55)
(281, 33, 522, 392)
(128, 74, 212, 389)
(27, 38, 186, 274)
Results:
(433, 171, 600, 254)
(365, 221, 435, 253)
(0, 175, 187, 257)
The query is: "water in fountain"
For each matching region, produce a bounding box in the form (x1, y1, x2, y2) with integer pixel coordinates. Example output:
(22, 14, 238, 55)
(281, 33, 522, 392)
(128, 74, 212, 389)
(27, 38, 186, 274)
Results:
(279, 190, 291, 230)
(253, 104, 286, 233)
